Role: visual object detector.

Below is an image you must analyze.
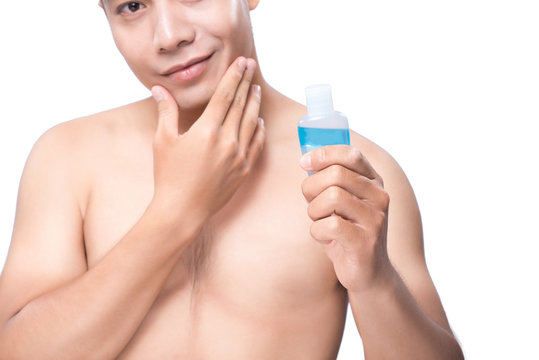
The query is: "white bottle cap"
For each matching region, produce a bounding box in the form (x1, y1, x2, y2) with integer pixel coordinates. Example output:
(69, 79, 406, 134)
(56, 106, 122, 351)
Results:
(305, 84, 334, 116)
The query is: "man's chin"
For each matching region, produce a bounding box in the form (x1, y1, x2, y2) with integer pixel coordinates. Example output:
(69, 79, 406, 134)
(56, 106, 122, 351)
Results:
(170, 86, 215, 113)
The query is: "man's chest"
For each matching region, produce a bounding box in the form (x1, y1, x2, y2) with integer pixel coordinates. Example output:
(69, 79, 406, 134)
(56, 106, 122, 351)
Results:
(82, 145, 340, 303)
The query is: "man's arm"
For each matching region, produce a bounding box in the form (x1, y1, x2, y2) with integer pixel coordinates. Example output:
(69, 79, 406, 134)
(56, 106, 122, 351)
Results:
(0, 57, 264, 359)
(0, 124, 201, 358)
(300, 140, 463, 359)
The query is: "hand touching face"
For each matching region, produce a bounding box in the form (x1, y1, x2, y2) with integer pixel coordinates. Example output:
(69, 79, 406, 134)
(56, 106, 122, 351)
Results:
(151, 57, 265, 228)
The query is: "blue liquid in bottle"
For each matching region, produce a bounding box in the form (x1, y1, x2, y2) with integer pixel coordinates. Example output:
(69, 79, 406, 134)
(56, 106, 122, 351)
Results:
(298, 84, 350, 175)
(298, 127, 350, 155)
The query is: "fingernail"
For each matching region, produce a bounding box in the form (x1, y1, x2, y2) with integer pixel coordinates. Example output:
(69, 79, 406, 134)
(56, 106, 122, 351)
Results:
(258, 117, 264, 127)
(300, 154, 312, 169)
(151, 86, 164, 102)
(253, 85, 261, 98)
(238, 57, 247, 71)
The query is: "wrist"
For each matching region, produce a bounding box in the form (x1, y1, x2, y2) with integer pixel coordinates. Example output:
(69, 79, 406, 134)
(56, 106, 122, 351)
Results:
(348, 264, 400, 303)
(147, 194, 206, 243)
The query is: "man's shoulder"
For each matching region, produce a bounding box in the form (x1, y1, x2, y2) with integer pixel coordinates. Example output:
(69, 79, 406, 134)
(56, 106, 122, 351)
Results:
(21, 98, 155, 210)
(25, 98, 154, 183)
(35, 98, 154, 154)
(350, 130, 400, 175)
(349, 130, 414, 201)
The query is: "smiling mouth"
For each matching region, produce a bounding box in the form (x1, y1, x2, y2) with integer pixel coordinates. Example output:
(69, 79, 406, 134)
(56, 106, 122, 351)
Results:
(162, 53, 214, 84)
(163, 53, 214, 76)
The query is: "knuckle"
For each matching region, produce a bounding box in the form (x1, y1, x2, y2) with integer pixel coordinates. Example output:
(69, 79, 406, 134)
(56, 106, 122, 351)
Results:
(232, 152, 248, 171)
(301, 180, 311, 200)
(309, 222, 318, 240)
(330, 164, 345, 180)
(328, 185, 342, 203)
(310, 221, 325, 241)
(377, 175, 385, 188)
(236, 146, 248, 160)
(379, 190, 390, 209)
(220, 89, 236, 105)
(224, 138, 239, 155)
(327, 215, 341, 233)
(232, 93, 246, 108)
(239, 162, 250, 178)
(253, 130, 265, 152)
(349, 146, 363, 163)
(374, 209, 387, 229)
(247, 114, 259, 130)
(202, 126, 219, 141)
(307, 203, 317, 221)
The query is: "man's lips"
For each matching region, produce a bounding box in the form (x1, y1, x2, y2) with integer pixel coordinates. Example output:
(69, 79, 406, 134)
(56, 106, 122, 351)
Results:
(162, 53, 214, 76)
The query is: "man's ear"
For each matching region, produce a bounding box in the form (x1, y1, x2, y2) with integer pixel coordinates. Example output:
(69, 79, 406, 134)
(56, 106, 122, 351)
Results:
(98, 0, 108, 12)
(98, 0, 108, 15)
(247, 0, 260, 11)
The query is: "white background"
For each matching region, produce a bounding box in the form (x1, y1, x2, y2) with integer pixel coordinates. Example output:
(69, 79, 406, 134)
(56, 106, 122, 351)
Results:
(1, 1, 538, 359)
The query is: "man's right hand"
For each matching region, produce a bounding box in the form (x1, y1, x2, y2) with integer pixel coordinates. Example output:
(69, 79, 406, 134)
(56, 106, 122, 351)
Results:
(150, 56, 265, 229)
(0, 56, 264, 360)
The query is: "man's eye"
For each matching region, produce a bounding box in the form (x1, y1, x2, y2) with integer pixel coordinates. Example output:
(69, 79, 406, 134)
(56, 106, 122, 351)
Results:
(117, 2, 144, 15)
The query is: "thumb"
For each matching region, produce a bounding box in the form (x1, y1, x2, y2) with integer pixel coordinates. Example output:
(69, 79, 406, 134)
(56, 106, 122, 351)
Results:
(151, 85, 179, 137)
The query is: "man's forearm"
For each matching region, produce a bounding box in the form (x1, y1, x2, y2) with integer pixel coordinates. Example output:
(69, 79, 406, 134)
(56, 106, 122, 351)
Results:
(349, 268, 463, 360)
(0, 201, 202, 360)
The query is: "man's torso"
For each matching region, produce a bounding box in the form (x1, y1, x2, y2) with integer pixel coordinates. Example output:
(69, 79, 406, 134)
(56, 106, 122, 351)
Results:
(77, 98, 349, 359)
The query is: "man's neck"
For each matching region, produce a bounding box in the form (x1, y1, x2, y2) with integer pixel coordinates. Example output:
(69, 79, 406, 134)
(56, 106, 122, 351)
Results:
(177, 107, 205, 135)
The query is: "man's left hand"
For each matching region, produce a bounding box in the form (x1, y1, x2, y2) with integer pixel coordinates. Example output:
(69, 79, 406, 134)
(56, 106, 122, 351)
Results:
(300, 145, 395, 294)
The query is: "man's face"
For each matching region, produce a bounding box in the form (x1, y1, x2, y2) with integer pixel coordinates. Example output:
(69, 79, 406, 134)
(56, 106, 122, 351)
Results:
(102, 0, 257, 109)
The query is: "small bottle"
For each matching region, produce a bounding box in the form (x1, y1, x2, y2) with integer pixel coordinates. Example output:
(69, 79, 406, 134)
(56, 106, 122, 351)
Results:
(298, 84, 350, 174)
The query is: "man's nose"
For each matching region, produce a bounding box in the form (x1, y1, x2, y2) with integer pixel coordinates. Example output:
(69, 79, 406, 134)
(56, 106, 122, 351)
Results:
(153, 5, 195, 53)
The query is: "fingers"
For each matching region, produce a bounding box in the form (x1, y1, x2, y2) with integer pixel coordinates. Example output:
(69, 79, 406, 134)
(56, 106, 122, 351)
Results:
(300, 145, 381, 183)
(222, 59, 257, 137)
(310, 215, 361, 248)
(201, 57, 251, 127)
(152, 85, 179, 138)
(302, 164, 377, 203)
(302, 163, 390, 224)
(300, 145, 390, 237)
(245, 117, 266, 169)
(307, 185, 368, 223)
(238, 84, 262, 152)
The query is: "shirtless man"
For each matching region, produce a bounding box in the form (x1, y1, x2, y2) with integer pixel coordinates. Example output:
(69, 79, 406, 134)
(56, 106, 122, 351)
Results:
(0, 0, 463, 359)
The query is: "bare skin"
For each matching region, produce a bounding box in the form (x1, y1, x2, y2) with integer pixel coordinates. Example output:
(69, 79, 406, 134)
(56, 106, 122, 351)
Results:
(0, 0, 463, 359)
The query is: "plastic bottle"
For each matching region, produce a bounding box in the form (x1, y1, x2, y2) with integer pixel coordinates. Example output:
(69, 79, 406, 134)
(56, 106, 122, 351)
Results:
(298, 84, 350, 174)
